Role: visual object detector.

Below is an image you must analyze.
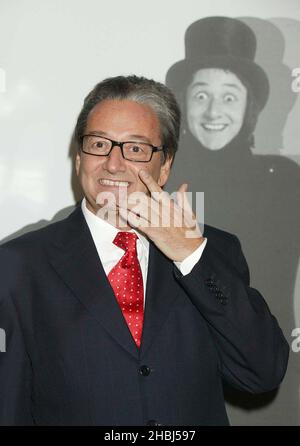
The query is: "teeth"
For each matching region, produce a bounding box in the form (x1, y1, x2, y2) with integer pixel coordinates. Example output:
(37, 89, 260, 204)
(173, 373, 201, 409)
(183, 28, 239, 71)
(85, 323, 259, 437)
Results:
(100, 179, 129, 187)
(202, 124, 227, 131)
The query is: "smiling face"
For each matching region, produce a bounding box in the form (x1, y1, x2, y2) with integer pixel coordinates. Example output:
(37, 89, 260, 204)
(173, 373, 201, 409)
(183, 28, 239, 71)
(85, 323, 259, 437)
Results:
(75, 99, 172, 218)
(186, 68, 247, 150)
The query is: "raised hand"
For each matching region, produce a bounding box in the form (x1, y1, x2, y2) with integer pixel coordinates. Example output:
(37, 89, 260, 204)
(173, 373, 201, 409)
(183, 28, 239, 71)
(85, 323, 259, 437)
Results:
(116, 169, 205, 262)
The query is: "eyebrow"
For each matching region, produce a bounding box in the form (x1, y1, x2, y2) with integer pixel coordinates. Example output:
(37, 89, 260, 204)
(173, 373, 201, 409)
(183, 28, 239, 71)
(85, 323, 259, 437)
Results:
(85, 130, 152, 143)
(190, 82, 243, 91)
(223, 83, 243, 91)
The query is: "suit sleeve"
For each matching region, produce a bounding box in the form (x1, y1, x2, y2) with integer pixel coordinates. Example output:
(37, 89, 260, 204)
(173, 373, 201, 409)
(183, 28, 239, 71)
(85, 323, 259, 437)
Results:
(173, 234, 289, 393)
(0, 249, 34, 425)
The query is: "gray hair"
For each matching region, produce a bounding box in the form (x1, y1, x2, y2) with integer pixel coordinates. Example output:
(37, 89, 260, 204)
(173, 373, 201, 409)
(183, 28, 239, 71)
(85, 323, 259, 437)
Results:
(74, 75, 181, 162)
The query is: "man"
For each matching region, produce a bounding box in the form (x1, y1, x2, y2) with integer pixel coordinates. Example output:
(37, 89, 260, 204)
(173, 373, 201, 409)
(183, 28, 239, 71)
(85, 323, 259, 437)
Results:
(0, 75, 288, 426)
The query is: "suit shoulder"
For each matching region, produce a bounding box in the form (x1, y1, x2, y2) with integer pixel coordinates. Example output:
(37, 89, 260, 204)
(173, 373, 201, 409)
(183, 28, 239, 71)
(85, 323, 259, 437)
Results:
(0, 209, 76, 254)
(203, 224, 238, 244)
(203, 224, 241, 256)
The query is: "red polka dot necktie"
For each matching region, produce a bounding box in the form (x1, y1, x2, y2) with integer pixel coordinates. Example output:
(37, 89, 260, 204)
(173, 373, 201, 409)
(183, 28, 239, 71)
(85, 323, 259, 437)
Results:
(108, 231, 144, 348)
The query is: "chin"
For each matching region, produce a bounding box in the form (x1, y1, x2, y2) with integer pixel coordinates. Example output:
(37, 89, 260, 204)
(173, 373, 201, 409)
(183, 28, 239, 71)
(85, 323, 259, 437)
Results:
(204, 143, 227, 151)
(195, 137, 227, 150)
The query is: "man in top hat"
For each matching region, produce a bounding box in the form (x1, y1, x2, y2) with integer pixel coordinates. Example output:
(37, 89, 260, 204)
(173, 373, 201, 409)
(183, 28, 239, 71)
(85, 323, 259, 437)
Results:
(166, 16, 269, 152)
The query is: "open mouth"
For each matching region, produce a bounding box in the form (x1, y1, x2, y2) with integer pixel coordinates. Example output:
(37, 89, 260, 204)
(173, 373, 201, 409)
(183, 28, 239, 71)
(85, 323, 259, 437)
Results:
(99, 179, 130, 187)
(202, 123, 228, 131)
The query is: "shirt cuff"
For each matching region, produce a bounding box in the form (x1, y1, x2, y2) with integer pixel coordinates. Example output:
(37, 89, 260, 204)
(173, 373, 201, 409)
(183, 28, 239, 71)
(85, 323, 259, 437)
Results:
(174, 238, 207, 276)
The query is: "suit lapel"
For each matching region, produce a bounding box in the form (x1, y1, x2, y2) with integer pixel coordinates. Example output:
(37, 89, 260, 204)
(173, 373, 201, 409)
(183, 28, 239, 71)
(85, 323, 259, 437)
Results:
(47, 206, 139, 360)
(139, 243, 181, 358)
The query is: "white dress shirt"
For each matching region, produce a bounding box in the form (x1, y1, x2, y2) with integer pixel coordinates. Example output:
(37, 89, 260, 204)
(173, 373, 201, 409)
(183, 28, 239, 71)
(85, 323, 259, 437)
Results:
(81, 198, 207, 302)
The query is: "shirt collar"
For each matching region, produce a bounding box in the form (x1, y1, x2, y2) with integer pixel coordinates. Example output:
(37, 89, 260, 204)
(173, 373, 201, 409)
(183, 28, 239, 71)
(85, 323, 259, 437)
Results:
(81, 198, 149, 250)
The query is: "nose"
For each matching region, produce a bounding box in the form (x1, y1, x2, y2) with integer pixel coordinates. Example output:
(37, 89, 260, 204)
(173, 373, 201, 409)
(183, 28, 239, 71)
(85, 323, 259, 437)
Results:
(203, 97, 222, 120)
(102, 145, 126, 173)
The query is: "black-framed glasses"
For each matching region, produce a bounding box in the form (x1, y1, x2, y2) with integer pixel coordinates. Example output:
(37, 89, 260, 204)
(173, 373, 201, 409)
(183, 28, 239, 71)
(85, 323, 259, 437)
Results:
(81, 134, 165, 162)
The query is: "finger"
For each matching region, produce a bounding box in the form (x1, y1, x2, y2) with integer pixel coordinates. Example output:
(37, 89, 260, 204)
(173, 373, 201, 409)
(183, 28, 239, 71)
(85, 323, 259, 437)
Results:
(138, 170, 162, 194)
(118, 196, 165, 229)
(176, 184, 194, 217)
(176, 183, 188, 208)
(178, 183, 188, 194)
(139, 170, 171, 206)
(181, 189, 194, 216)
(175, 185, 199, 230)
(118, 206, 150, 230)
(117, 194, 151, 223)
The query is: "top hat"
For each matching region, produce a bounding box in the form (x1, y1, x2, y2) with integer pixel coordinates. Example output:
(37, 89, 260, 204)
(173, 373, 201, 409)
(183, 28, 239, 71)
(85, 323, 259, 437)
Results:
(166, 16, 270, 111)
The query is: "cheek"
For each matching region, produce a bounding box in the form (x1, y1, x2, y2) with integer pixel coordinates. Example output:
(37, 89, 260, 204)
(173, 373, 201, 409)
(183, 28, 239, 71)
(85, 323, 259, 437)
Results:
(79, 158, 103, 177)
(187, 104, 206, 132)
(151, 160, 162, 175)
(232, 107, 246, 129)
(233, 97, 247, 123)
(188, 101, 205, 118)
(133, 160, 162, 188)
(153, 162, 169, 187)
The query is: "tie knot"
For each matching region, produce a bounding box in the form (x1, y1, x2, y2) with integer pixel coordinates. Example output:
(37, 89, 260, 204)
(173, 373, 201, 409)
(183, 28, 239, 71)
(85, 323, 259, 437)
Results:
(113, 231, 138, 253)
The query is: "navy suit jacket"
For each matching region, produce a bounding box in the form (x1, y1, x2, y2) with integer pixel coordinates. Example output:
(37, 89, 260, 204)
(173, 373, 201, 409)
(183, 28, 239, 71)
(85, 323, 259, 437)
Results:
(0, 205, 289, 425)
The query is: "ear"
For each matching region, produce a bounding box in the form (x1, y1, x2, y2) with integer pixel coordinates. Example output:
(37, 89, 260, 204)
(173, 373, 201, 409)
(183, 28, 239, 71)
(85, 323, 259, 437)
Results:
(158, 156, 173, 187)
(75, 152, 81, 176)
